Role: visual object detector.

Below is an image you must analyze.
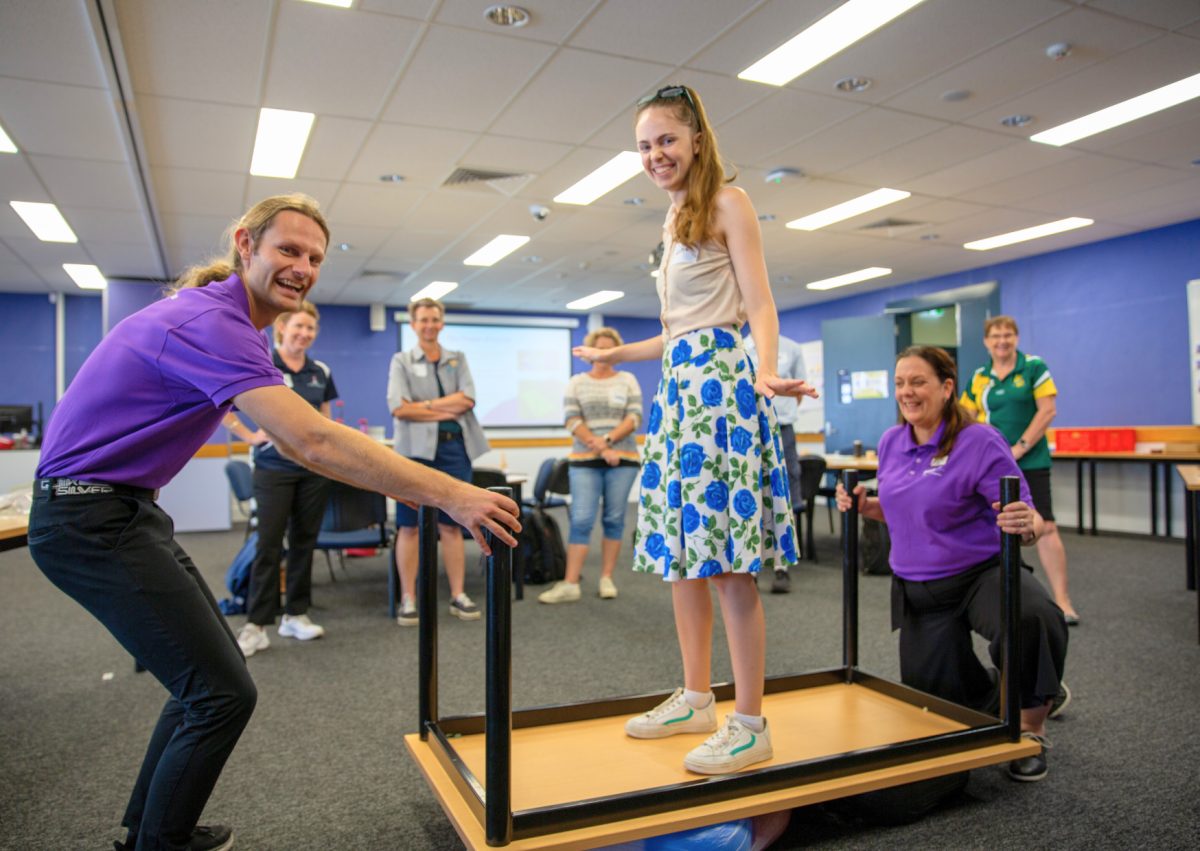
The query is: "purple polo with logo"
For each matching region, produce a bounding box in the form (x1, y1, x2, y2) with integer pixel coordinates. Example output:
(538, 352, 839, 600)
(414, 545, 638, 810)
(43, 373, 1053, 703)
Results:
(876, 421, 1033, 581)
(38, 274, 284, 489)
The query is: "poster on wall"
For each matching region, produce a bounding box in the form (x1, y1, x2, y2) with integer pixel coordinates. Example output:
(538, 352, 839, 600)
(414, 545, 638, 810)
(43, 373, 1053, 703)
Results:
(1188, 279, 1200, 425)
(794, 340, 824, 434)
(851, 370, 890, 399)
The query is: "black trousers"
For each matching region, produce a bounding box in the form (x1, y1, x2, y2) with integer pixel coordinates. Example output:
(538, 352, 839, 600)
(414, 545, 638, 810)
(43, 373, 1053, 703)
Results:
(892, 557, 1068, 711)
(247, 466, 331, 626)
(29, 493, 256, 851)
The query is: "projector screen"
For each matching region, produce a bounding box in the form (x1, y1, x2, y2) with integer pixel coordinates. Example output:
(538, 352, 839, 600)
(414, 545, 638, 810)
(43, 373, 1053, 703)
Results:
(399, 323, 572, 427)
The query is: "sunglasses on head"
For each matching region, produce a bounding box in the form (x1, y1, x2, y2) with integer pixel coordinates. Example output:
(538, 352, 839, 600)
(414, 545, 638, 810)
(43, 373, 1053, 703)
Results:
(638, 85, 699, 122)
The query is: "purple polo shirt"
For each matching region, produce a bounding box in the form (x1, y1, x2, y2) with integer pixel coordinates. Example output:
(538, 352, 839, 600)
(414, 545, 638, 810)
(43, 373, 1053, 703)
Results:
(38, 275, 284, 489)
(877, 421, 1032, 581)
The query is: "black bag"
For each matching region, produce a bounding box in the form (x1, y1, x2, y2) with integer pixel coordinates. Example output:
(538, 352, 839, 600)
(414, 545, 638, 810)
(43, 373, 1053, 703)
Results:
(834, 771, 969, 825)
(860, 517, 892, 576)
(525, 505, 566, 584)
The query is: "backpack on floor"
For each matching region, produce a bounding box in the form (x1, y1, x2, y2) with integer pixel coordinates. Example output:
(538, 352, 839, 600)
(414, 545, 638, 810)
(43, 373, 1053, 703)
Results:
(525, 505, 567, 584)
(518, 507, 549, 585)
(833, 771, 969, 825)
(218, 532, 286, 615)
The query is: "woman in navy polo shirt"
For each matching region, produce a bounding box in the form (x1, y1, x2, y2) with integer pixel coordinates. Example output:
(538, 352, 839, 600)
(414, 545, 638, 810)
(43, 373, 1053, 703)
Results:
(223, 301, 339, 656)
(837, 346, 1068, 783)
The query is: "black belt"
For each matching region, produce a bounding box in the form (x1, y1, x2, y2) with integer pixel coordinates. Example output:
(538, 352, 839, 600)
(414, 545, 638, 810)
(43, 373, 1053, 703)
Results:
(35, 477, 159, 501)
(437, 430, 464, 444)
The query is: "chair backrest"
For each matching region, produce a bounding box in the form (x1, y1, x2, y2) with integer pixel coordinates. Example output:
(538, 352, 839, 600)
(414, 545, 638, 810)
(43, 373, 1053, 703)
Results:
(531, 458, 555, 503)
(797, 456, 828, 500)
(547, 458, 571, 497)
(321, 481, 387, 534)
(472, 467, 509, 491)
(225, 461, 254, 502)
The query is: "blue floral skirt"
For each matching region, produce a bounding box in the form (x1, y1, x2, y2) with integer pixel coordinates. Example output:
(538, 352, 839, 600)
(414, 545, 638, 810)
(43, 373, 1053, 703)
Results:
(632, 326, 797, 581)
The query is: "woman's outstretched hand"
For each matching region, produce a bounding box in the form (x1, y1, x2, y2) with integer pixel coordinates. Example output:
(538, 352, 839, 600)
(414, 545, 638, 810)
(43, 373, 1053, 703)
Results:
(573, 345, 614, 364)
(755, 374, 819, 401)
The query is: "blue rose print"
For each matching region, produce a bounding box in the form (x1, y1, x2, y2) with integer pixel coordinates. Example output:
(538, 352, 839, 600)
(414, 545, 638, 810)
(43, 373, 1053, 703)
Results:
(771, 468, 788, 498)
(758, 412, 772, 447)
(701, 379, 723, 407)
(667, 480, 682, 509)
(713, 328, 736, 349)
(725, 535, 733, 564)
(681, 443, 706, 478)
(705, 480, 729, 513)
(682, 504, 701, 534)
(667, 377, 678, 406)
(735, 379, 756, 420)
(647, 401, 662, 435)
(645, 533, 666, 560)
(666, 436, 675, 463)
(693, 351, 712, 367)
(714, 416, 728, 451)
(736, 359, 746, 373)
(641, 461, 661, 490)
(730, 426, 753, 456)
(747, 558, 762, 574)
(781, 527, 797, 563)
(698, 559, 723, 577)
(671, 340, 692, 367)
(733, 488, 757, 520)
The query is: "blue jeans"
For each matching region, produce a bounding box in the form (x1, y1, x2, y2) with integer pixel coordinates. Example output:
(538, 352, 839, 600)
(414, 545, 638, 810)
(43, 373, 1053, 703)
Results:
(568, 464, 639, 545)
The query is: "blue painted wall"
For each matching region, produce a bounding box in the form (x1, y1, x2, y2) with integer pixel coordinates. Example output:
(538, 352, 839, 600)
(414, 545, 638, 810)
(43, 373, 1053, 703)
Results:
(104, 280, 163, 334)
(0, 293, 56, 427)
(776, 216, 1200, 427)
(65, 294, 103, 388)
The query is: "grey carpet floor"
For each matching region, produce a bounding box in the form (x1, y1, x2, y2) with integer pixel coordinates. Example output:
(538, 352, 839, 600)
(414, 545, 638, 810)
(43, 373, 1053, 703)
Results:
(2, 507, 1198, 850)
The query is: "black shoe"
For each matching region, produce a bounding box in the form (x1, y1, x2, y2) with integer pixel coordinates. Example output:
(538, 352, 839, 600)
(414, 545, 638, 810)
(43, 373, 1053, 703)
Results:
(188, 825, 233, 851)
(1048, 683, 1071, 720)
(114, 841, 134, 851)
(771, 569, 791, 594)
(1007, 732, 1050, 782)
(1063, 612, 1080, 626)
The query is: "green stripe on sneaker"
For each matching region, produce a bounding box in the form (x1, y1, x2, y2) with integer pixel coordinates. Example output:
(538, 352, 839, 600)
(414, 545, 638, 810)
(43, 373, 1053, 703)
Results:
(663, 709, 694, 725)
(730, 733, 755, 755)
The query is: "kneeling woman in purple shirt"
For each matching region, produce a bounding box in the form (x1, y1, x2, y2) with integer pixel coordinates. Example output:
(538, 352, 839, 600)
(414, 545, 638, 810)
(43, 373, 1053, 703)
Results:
(836, 346, 1068, 783)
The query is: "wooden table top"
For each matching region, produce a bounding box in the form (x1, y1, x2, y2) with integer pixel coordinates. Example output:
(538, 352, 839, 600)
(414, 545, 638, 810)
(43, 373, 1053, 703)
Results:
(0, 514, 29, 542)
(821, 455, 879, 471)
(1175, 465, 1200, 491)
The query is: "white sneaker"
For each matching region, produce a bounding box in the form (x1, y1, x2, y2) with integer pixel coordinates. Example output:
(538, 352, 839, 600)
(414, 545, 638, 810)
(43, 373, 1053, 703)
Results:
(449, 593, 482, 620)
(624, 688, 718, 739)
(683, 715, 774, 775)
(278, 613, 325, 641)
(538, 581, 581, 604)
(397, 596, 418, 626)
(598, 577, 618, 599)
(236, 623, 269, 658)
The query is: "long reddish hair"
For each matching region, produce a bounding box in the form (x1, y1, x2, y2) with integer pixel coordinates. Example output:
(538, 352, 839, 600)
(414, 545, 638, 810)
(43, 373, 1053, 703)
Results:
(635, 86, 734, 249)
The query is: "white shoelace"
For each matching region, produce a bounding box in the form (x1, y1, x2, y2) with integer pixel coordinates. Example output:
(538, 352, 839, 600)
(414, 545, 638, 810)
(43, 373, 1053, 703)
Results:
(645, 690, 688, 721)
(702, 716, 744, 751)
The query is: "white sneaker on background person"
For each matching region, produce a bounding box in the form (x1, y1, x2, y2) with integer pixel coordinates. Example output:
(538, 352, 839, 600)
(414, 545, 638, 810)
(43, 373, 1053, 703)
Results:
(449, 593, 481, 620)
(278, 613, 325, 640)
(396, 596, 419, 626)
(625, 688, 718, 738)
(538, 581, 581, 604)
(598, 576, 618, 599)
(683, 715, 774, 774)
(236, 623, 269, 658)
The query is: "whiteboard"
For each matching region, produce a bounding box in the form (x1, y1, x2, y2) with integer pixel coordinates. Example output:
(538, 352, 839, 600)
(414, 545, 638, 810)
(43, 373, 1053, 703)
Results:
(793, 340, 825, 434)
(400, 324, 572, 427)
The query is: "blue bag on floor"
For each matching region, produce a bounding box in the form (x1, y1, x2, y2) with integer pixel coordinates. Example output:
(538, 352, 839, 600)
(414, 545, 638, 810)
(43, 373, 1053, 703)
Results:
(599, 818, 753, 851)
(218, 532, 259, 615)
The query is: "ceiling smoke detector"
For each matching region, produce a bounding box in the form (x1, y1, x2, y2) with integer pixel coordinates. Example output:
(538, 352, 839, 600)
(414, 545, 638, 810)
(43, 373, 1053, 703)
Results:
(765, 167, 803, 184)
(941, 89, 972, 102)
(835, 77, 872, 92)
(1046, 42, 1072, 61)
(758, 214, 776, 221)
(380, 174, 404, 182)
(623, 197, 645, 205)
(920, 233, 940, 240)
(1000, 114, 1035, 128)
(485, 5, 529, 27)
(335, 243, 352, 251)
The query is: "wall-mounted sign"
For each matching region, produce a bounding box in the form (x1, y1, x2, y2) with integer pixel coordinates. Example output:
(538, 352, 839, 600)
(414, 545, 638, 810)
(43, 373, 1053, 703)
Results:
(851, 370, 890, 399)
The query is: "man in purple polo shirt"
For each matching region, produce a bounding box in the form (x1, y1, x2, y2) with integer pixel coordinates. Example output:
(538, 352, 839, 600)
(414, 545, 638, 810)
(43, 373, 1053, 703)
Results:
(837, 345, 1068, 783)
(30, 194, 519, 851)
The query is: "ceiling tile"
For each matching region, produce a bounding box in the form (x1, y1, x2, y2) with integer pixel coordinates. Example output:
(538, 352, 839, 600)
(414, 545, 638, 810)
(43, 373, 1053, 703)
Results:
(374, 229, 460, 262)
(0, 78, 127, 162)
(715, 89, 865, 166)
(519, 146, 646, 206)
(263, 2, 422, 119)
(1017, 163, 1183, 214)
(27, 156, 144, 211)
(297, 117, 374, 181)
(882, 7, 1160, 122)
(0, 0, 107, 88)
(461, 134, 574, 176)
(1065, 174, 1200, 220)
(115, 0, 271, 105)
(1107, 193, 1200, 230)
(245, 176, 341, 211)
(1098, 114, 1200, 168)
(326, 182, 423, 227)
(160, 212, 234, 250)
(84, 241, 162, 279)
(345, 123, 478, 188)
(1085, 0, 1200, 30)
(489, 49, 670, 146)
(569, 0, 754, 66)
(404, 190, 504, 232)
(0, 155, 53, 205)
(0, 240, 43, 287)
(954, 152, 1133, 205)
(832, 125, 1018, 186)
(59, 207, 153, 245)
(5, 236, 92, 271)
(686, 0, 849, 78)
(760, 107, 947, 177)
(359, 0, 439, 19)
(382, 26, 554, 132)
(319, 224, 395, 255)
(138, 96, 258, 172)
(901, 142, 1076, 198)
(151, 167, 246, 217)
(434, 0, 598, 44)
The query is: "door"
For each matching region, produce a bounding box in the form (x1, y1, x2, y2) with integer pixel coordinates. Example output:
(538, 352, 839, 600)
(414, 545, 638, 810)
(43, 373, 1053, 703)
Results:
(955, 299, 994, 387)
(821, 314, 897, 453)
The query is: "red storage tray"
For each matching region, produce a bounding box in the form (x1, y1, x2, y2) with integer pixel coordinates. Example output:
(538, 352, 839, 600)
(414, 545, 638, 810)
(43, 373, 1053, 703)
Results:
(1054, 428, 1136, 453)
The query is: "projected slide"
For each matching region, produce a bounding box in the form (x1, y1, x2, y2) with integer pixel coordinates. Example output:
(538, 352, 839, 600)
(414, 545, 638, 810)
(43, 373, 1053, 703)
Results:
(400, 324, 571, 427)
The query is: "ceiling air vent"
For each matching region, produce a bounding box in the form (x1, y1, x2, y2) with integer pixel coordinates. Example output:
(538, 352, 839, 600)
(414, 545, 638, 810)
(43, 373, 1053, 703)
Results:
(856, 218, 927, 238)
(443, 167, 532, 195)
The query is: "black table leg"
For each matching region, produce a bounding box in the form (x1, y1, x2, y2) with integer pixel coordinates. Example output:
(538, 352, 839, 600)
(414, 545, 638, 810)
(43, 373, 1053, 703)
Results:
(1164, 463, 1173, 539)
(1089, 461, 1098, 536)
(1150, 462, 1159, 536)
(1076, 458, 1084, 535)
(1186, 489, 1196, 592)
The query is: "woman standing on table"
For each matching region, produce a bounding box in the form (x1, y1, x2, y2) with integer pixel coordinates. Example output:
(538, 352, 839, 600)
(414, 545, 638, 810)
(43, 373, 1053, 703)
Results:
(574, 85, 815, 775)
(223, 301, 339, 657)
(836, 346, 1068, 782)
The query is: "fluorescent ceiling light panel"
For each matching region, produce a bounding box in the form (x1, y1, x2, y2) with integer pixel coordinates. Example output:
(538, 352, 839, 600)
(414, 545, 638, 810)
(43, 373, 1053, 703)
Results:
(0, 124, 16, 153)
(739, 0, 927, 86)
(963, 217, 1093, 251)
(786, 188, 910, 230)
(463, 235, 530, 266)
(10, 201, 77, 242)
(806, 267, 891, 291)
(249, 108, 315, 178)
(298, 0, 354, 7)
(410, 281, 458, 301)
(566, 290, 624, 311)
(63, 264, 107, 289)
(1031, 72, 1200, 146)
(554, 152, 644, 205)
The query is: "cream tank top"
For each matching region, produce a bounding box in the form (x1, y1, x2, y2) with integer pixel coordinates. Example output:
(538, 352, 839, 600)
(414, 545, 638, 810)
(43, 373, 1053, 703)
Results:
(656, 207, 748, 340)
